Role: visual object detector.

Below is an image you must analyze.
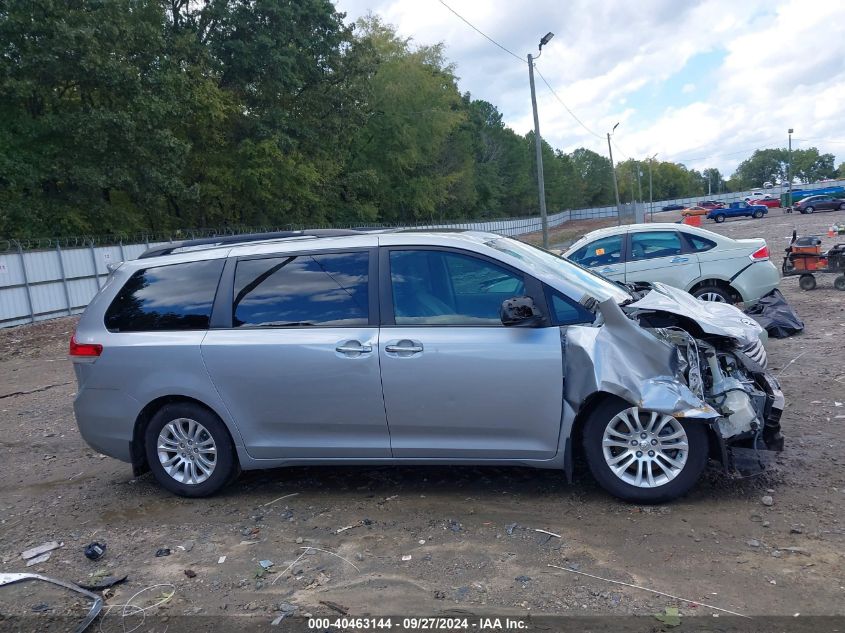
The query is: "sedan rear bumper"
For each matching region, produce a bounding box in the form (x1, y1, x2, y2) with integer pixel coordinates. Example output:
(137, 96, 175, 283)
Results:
(732, 261, 780, 304)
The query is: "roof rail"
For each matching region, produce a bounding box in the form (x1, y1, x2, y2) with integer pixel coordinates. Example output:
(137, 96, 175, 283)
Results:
(137, 229, 370, 259)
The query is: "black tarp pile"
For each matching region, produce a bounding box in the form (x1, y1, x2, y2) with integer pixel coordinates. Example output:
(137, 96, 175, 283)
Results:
(744, 289, 804, 338)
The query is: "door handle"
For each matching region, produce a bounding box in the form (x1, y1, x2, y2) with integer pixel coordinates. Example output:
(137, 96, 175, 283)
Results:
(384, 340, 424, 354)
(670, 256, 689, 263)
(600, 266, 616, 273)
(335, 341, 373, 355)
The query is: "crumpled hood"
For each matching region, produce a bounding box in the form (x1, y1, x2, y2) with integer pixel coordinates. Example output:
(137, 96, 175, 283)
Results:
(625, 282, 764, 346)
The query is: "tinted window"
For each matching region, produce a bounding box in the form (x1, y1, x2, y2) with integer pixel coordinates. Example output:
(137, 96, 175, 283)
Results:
(630, 231, 682, 260)
(568, 235, 623, 267)
(390, 250, 525, 325)
(233, 252, 368, 327)
(105, 260, 224, 332)
(548, 290, 593, 326)
(683, 233, 717, 252)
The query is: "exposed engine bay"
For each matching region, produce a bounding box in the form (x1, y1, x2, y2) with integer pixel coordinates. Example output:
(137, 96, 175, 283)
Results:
(565, 281, 784, 476)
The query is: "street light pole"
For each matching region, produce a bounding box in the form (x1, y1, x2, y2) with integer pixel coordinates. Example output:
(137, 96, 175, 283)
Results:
(607, 123, 622, 225)
(787, 128, 794, 208)
(527, 32, 554, 249)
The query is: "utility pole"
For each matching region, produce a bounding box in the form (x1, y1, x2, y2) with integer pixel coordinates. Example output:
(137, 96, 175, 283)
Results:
(607, 123, 622, 225)
(648, 154, 657, 222)
(527, 32, 554, 249)
(636, 165, 643, 205)
(787, 128, 794, 208)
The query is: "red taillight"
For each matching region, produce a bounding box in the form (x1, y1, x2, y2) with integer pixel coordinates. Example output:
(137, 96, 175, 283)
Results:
(69, 334, 102, 357)
(750, 245, 770, 261)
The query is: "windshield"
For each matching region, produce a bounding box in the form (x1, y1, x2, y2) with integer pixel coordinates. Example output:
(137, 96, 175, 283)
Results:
(485, 237, 632, 304)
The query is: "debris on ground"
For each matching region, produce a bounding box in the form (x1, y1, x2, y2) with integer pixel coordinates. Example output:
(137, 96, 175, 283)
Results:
(744, 289, 804, 338)
(402, 555, 412, 561)
(84, 542, 106, 561)
(505, 523, 519, 535)
(178, 540, 194, 552)
(155, 548, 171, 557)
(259, 560, 274, 569)
(534, 528, 561, 538)
(654, 606, 682, 627)
(319, 600, 349, 615)
(218, 556, 226, 564)
(21, 541, 61, 561)
(26, 552, 53, 567)
(761, 495, 774, 506)
(262, 492, 299, 507)
(184, 569, 197, 579)
(547, 565, 748, 618)
(78, 574, 127, 591)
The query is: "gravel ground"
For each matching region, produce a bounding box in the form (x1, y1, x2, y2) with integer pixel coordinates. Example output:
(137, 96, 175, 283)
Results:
(1, 209, 844, 625)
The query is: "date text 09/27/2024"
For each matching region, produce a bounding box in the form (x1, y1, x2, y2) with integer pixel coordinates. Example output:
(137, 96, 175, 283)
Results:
(306, 617, 528, 630)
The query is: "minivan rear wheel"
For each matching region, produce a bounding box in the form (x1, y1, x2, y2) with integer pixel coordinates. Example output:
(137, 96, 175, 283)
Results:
(582, 399, 708, 503)
(144, 402, 237, 497)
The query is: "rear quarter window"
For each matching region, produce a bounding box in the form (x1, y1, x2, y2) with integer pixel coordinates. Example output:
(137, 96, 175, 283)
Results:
(682, 233, 717, 252)
(104, 259, 225, 332)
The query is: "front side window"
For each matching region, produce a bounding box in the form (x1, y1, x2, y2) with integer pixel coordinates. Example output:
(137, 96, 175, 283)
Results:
(547, 290, 593, 326)
(630, 231, 682, 261)
(390, 250, 525, 325)
(105, 259, 225, 332)
(233, 252, 368, 327)
(568, 235, 623, 267)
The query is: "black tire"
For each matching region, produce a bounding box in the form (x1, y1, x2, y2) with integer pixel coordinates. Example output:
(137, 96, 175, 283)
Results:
(798, 274, 817, 291)
(144, 402, 238, 497)
(752, 210, 764, 219)
(835, 276, 845, 291)
(805, 206, 815, 214)
(582, 398, 708, 503)
(691, 285, 734, 303)
(839, 203, 845, 211)
(713, 213, 726, 223)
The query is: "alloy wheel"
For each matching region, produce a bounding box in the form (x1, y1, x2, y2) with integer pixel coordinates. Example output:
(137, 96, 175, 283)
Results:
(157, 418, 217, 485)
(698, 291, 727, 302)
(601, 407, 689, 488)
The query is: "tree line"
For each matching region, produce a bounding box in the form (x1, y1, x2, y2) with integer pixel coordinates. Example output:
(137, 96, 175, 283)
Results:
(1, 1, 843, 239)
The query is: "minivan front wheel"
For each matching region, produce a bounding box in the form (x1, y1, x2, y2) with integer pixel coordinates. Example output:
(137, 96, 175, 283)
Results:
(145, 402, 237, 497)
(583, 400, 708, 503)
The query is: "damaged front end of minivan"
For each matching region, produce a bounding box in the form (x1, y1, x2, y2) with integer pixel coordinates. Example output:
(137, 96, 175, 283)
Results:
(566, 282, 784, 476)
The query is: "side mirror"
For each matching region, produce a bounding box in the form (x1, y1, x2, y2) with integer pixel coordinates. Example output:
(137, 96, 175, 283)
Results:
(500, 296, 544, 327)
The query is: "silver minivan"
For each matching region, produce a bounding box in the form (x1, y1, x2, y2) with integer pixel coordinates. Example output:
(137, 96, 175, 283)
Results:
(70, 230, 784, 502)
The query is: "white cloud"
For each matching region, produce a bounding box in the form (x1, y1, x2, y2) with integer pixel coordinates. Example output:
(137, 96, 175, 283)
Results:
(335, 0, 845, 174)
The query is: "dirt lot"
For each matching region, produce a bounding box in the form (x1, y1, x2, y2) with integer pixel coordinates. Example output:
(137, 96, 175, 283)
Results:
(1, 209, 845, 626)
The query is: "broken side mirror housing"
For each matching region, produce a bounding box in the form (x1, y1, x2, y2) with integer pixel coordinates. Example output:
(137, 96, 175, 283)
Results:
(500, 296, 544, 327)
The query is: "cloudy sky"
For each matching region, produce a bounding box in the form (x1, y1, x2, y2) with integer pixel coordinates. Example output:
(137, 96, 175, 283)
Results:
(334, 0, 845, 177)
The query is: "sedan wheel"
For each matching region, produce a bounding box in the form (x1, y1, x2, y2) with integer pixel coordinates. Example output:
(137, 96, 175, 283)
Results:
(805, 206, 814, 214)
(583, 399, 708, 503)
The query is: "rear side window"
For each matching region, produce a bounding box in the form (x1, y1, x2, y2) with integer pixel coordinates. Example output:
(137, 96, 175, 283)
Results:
(630, 231, 682, 260)
(105, 260, 224, 332)
(683, 233, 717, 252)
(233, 252, 368, 327)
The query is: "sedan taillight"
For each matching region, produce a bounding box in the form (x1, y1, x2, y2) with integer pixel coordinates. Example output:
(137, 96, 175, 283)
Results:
(750, 245, 770, 261)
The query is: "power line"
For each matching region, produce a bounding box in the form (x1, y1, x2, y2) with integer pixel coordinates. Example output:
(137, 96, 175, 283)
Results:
(436, 0, 525, 64)
(533, 65, 604, 139)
